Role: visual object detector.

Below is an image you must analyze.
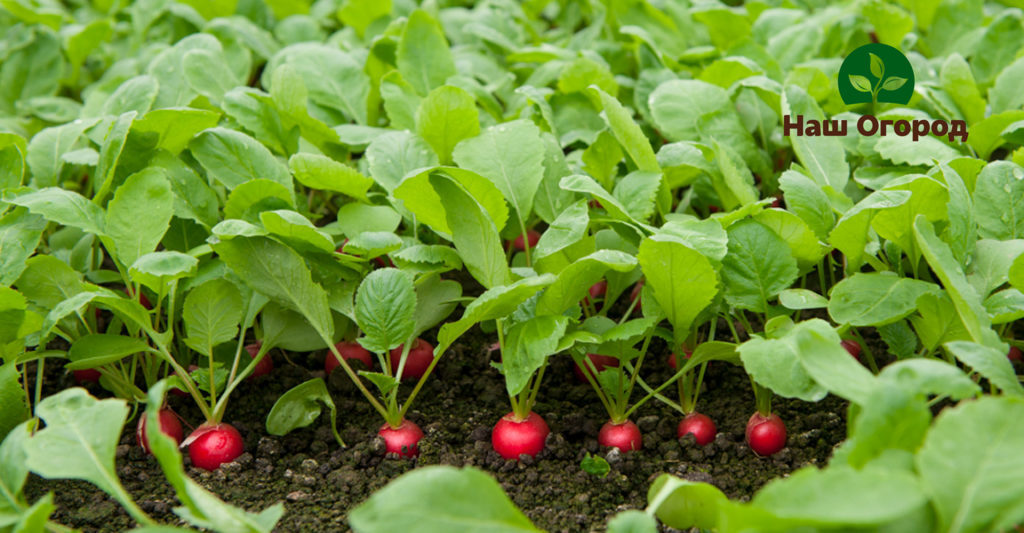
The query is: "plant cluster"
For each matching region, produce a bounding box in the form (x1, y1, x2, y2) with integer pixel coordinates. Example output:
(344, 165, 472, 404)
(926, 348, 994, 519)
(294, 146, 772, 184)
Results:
(2, 0, 1024, 531)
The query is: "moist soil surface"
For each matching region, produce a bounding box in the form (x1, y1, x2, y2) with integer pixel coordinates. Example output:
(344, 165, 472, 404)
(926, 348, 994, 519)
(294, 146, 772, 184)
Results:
(25, 328, 850, 532)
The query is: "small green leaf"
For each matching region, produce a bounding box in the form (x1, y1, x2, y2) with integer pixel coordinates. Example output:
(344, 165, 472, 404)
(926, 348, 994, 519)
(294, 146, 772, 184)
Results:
(881, 76, 906, 91)
(638, 236, 718, 342)
(415, 86, 479, 165)
(66, 334, 151, 370)
(355, 268, 417, 354)
(266, 378, 343, 447)
(828, 273, 940, 327)
(580, 453, 610, 478)
(288, 153, 373, 201)
(183, 279, 243, 358)
(869, 53, 884, 79)
(397, 10, 455, 97)
(721, 219, 798, 313)
(190, 127, 291, 190)
(848, 75, 872, 93)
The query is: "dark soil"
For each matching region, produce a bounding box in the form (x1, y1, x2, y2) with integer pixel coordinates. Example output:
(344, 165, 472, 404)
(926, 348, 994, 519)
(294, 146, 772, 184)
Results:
(25, 328, 850, 532)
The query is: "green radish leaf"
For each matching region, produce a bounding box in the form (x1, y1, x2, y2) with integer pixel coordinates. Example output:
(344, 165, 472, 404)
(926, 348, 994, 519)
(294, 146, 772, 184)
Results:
(3, 187, 105, 236)
(130, 251, 198, 295)
(559, 174, 652, 233)
(105, 167, 174, 269)
(183, 279, 243, 358)
(266, 378, 343, 446)
(638, 236, 718, 342)
(789, 319, 877, 405)
(355, 268, 417, 354)
(778, 171, 836, 240)
(533, 200, 589, 262)
(212, 236, 334, 344)
(66, 334, 151, 370)
(753, 209, 828, 270)
(397, 10, 455, 97)
(288, 153, 373, 201)
(349, 466, 539, 532)
(944, 341, 1022, 396)
(782, 85, 849, 191)
(413, 275, 461, 339)
(265, 44, 368, 125)
(829, 190, 911, 270)
(658, 217, 728, 263)
(131, 108, 221, 155)
(223, 179, 295, 222)
(25, 118, 100, 188)
(917, 397, 1024, 533)
(591, 86, 659, 174)
(0, 420, 32, 515)
(580, 454, 611, 478)
(23, 389, 144, 523)
(429, 174, 510, 289)
(648, 474, 728, 531)
(0, 364, 30, 441)
(914, 216, 1002, 349)
(537, 250, 637, 316)
(365, 130, 438, 193)
(416, 86, 479, 165)
(828, 273, 940, 327)
(259, 210, 335, 254)
(502, 315, 569, 396)
(453, 120, 546, 225)
(190, 128, 291, 190)
(751, 466, 926, 527)
(778, 289, 827, 310)
(0, 208, 45, 286)
(394, 166, 508, 239)
(738, 331, 827, 403)
(436, 275, 556, 356)
(974, 161, 1024, 240)
(721, 219, 798, 313)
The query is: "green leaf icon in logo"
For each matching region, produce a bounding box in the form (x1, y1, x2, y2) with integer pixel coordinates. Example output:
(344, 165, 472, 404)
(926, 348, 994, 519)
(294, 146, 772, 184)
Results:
(869, 53, 884, 79)
(849, 75, 872, 93)
(881, 77, 907, 91)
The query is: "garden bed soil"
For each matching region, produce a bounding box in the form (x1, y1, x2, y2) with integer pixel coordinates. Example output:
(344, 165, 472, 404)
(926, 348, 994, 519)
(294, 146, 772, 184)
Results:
(25, 330, 850, 532)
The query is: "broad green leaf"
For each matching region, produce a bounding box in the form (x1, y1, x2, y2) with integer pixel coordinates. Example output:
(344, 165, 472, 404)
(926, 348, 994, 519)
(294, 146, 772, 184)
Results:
(591, 86, 659, 173)
(222, 87, 295, 156)
(0, 364, 29, 442)
(658, 217, 728, 262)
(3, 188, 104, 236)
(332, 204, 402, 238)
(0, 27, 62, 115)
(23, 118, 96, 187)
(105, 168, 174, 268)
(503, 315, 569, 396)
(266, 378, 342, 446)
(778, 289, 827, 310)
(129, 251, 199, 295)
(183, 279, 242, 358)
(533, 200, 589, 262)
(349, 466, 539, 532)
(944, 341, 1022, 397)
(416, 85, 479, 165)
(911, 293, 971, 351)
(66, 334, 151, 370)
(223, 179, 295, 222)
(131, 108, 221, 155)
(782, 85, 848, 191)
(838, 386, 931, 469)
(754, 209, 827, 269)
(613, 171, 662, 221)
(974, 161, 1024, 240)
(940, 53, 985, 126)
(752, 466, 926, 526)
(829, 190, 911, 270)
(917, 397, 1024, 532)
(397, 10, 455, 96)
(265, 43, 368, 124)
(828, 273, 940, 327)
(23, 389, 145, 524)
(559, 174, 652, 232)
(355, 268, 416, 354)
(968, 240, 1024, 297)
(436, 275, 555, 356)
(789, 319, 877, 405)
(365, 130, 438, 193)
(101, 77, 157, 116)
(537, 250, 637, 316)
(212, 236, 334, 344)
(711, 141, 758, 211)
(453, 120, 546, 224)
(990, 56, 1024, 114)
(288, 153, 373, 201)
(394, 166, 509, 239)
(190, 128, 291, 190)
(738, 333, 827, 402)
(93, 112, 136, 203)
(721, 219, 798, 313)
(430, 175, 510, 289)
(0, 208, 45, 286)
(648, 474, 728, 531)
(637, 236, 718, 341)
(259, 210, 335, 254)
(413, 276, 461, 339)
(914, 216, 1001, 349)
